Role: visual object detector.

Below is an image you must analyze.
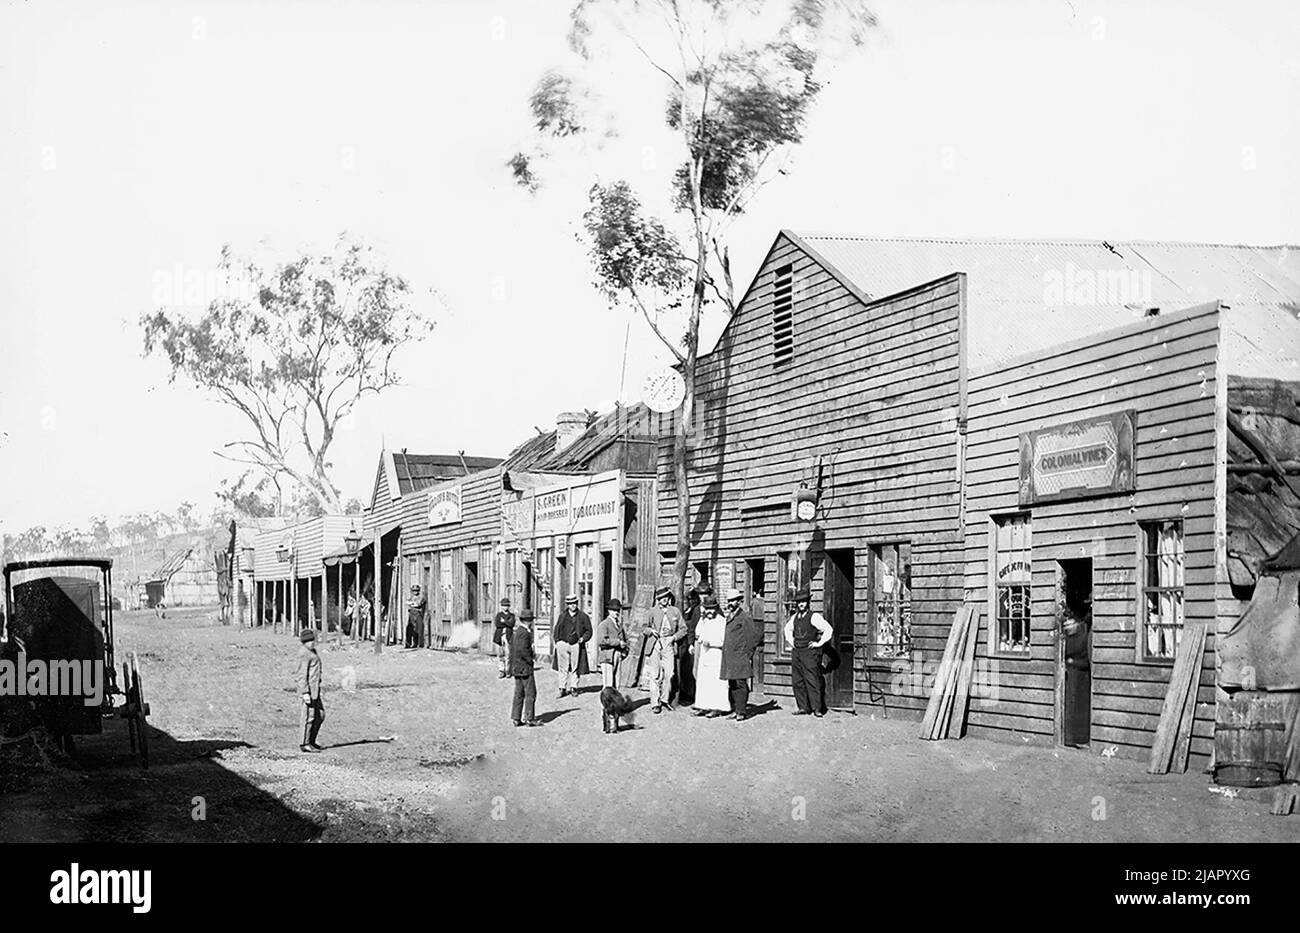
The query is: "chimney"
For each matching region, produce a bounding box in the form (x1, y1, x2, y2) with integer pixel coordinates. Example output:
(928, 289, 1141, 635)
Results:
(555, 411, 588, 454)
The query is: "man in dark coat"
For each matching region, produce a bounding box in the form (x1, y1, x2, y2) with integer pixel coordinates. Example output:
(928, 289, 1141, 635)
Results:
(511, 609, 541, 727)
(721, 588, 763, 721)
(492, 597, 515, 679)
(677, 587, 701, 705)
(552, 594, 592, 697)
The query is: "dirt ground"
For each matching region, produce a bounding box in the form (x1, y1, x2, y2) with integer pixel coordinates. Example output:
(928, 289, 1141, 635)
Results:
(2, 606, 1296, 843)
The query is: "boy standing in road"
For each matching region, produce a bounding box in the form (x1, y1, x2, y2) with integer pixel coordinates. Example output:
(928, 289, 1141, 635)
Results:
(297, 629, 325, 752)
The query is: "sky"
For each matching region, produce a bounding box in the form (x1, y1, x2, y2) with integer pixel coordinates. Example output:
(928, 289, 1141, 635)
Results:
(1, 0, 1297, 534)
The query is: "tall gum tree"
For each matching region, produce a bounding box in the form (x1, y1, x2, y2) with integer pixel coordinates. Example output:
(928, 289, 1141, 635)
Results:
(510, 0, 875, 595)
(141, 237, 435, 514)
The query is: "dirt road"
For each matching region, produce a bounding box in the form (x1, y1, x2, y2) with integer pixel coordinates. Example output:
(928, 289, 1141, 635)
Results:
(1, 607, 1294, 842)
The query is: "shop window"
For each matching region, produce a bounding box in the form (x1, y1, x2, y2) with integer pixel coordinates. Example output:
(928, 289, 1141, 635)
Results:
(1139, 520, 1185, 661)
(439, 554, 453, 620)
(772, 264, 794, 366)
(480, 546, 494, 620)
(871, 542, 912, 659)
(576, 543, 596, 617)
(774, 551, 808, 659)
(534, 548, 552, 620)
(992, 514, 1032, 655)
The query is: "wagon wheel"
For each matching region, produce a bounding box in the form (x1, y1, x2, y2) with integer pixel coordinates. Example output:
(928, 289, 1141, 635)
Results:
(129, 653, 150, 769)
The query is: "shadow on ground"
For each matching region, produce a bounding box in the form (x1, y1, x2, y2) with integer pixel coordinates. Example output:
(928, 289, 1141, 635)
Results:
(0, 720, 328, 842)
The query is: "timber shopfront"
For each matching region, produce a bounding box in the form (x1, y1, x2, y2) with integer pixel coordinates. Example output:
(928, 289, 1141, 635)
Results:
(960, 303, 1224, 761)
(502, 468, 657, 668)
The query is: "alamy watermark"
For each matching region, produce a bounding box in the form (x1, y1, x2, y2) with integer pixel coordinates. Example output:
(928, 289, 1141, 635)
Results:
(1043, 262, 1153, 308)
(0, 652, 105, 706)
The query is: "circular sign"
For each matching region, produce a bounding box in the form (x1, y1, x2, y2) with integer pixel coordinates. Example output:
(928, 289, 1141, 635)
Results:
(796, 499, 816, 521)
(641, 368, 686, 413)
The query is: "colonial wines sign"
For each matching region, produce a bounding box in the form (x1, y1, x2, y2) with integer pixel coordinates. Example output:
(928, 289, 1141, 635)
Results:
(1018, 411, 1136, 505)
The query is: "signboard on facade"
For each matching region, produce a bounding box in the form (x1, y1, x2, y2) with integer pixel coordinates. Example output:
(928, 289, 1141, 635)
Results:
(428, 485, 463, 526)
(1018, 411, 1136, 505)
(502, 490, 535, 543)
(534, 474, 621, 536)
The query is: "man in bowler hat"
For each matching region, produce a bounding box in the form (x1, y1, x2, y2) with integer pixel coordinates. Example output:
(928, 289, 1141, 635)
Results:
(493, 596, 515, 678)
(782, 585, 832, 717)
(511, 609, 541, 727)
(297, 628, 325, 752)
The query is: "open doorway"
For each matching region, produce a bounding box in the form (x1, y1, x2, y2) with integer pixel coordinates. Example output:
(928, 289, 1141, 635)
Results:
(824, 548, 856, 710)
(1057, 557, 1093, 747)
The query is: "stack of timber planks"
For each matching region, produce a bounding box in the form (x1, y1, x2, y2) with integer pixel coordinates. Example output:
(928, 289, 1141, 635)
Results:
(1147, 622, 1208, 775)
(920, 606, 980, 741)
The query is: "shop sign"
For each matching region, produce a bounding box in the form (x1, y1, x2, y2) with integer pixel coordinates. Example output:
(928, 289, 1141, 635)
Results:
(1019, 411, 1135, 505)
(428, 485, 462, 526)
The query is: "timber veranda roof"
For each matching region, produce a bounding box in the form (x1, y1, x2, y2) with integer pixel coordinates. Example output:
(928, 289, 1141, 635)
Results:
(753, 232, 1300, 378)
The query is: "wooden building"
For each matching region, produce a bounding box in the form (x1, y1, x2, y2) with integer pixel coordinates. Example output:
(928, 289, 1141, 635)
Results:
(658, 231, 1300, 761)
(252, 515, 364, 634)
(362, 406, 659, 657)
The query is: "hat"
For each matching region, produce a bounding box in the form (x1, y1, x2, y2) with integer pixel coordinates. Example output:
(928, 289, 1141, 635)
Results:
(696, 582, 714, 596)
(565, 594, 579, 604)
(500, 597, 511, 606)
(299, 629, 317, 642)
(787, 585, 811, 603)
(654, 586, 672, 600)
(701, 594, 720, 609)
(607, 598, 623, 611)
(725, 588, 743, 602)
(520, 609, 535, 621)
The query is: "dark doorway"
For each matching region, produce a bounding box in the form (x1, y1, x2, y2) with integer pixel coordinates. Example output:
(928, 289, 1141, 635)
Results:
(745, 558, 768, 692)
(465, 560, 479, 622)
(523, 560, 534, 612)
(824, 549, 856, 710)
(693, 561, 710, 592)
(600, 550, 613, 615)
(1057, 558, 1093, 747)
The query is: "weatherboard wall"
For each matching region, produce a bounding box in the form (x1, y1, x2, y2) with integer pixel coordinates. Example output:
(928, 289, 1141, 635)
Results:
(655, 232, 966, 716)
(960, 302, 1221, 761)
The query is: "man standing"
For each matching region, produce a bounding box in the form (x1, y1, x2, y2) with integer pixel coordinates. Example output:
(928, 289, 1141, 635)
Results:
(782, 585, 832, 717)
(677, 587, 701, 706)
(595, 598, 629, 688)
(552, 594, 591, 697)
(493, 597, 516, 679)
(405, 584, 427, 649)
(721, 588, 763, 721)
(511, 609, 541, 727)
(644, 586, 686, 713)
(296, 629, 325, 752)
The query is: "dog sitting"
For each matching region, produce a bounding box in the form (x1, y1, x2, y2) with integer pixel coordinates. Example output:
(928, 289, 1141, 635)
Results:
(600, 687, 636, 734)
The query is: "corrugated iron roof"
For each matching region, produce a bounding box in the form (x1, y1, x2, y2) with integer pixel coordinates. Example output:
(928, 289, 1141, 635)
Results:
(786, 233, 1300, 376)
(392, 452, 504, 495)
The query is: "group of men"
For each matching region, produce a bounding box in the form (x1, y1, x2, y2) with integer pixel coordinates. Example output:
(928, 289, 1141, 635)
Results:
(294, 578, 837, 749)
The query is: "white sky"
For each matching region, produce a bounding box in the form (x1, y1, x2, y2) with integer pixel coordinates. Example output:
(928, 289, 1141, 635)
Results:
(1, 0, 1297, 533)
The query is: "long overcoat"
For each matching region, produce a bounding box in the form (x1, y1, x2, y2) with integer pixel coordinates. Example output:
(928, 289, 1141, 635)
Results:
(720, 609, 763, 680)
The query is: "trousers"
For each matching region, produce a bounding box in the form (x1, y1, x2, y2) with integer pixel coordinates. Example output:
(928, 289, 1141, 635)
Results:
(600, 660, 619, 688)
(555, 641, 580, 692)
(648, 642, 675, 706)
(728, 679, 750, 716)
(791, 645, 826, 714)
(512, 673, 537, 723)
(300, 697, 324, 746)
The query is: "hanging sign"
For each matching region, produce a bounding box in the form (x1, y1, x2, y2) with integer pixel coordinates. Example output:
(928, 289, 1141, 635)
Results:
(1019, 411, 1136, 505)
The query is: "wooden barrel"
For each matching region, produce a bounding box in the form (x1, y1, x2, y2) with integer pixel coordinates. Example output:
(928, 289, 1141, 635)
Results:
(1213, 691, 1295, 787)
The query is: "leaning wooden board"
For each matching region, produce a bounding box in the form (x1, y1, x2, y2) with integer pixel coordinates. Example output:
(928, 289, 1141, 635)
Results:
(921, 607, 973, 740)
(1147, 622, 1207, 774)
(949, 607, 983, 739)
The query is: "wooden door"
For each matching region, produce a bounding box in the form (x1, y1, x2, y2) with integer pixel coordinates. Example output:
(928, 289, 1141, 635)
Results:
(824, 549, 856, 709)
